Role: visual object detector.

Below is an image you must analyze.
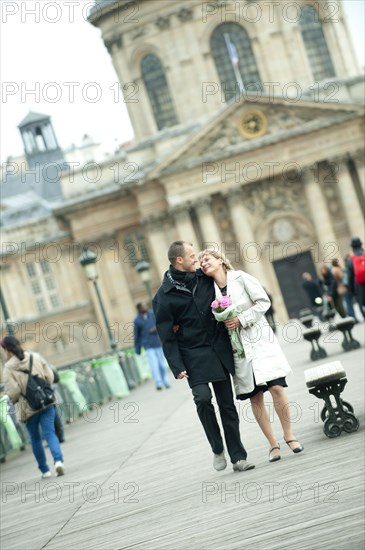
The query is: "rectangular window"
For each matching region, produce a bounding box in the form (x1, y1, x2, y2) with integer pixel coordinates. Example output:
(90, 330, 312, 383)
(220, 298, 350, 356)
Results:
(50, 295, 60, 308)
(31, 281, 42, 295)
(25, 260, 61, 313)
(26, 263, 36, 278)
(36, 298, 47, 313)
(45, 276, 55, 290)
(40, 259, 51, 274)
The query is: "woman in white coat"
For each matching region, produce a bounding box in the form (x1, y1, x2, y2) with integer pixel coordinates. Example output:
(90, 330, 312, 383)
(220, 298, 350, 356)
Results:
(199, 249, 304, 462)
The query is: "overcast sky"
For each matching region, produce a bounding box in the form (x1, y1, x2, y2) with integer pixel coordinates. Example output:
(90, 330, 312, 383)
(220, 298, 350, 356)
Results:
(1, 0, 364, 163)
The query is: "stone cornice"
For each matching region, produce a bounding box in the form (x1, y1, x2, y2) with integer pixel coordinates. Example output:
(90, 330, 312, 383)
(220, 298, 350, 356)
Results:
(16, 301, 91, 324)
(104, 32, 123, 53)
(142, 213, 172, 231)
(169, 202, 193, 217)
(192, 197, 213, 211)
(222, 187, 244, 205)
(52, 185, 131, 217)
(0, 230, 71, 259)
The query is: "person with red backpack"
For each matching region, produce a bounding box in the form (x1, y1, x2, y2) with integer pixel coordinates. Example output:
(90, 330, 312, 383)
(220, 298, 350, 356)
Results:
(347, 237, 365, 319)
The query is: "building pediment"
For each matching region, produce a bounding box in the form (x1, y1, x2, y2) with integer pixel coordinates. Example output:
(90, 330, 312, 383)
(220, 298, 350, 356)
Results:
(148, 95, 363, 178)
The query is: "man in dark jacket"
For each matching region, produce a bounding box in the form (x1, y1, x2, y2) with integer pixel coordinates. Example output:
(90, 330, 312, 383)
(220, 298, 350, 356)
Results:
(153, 240, 254, 472)
(134, 303, 170, 390)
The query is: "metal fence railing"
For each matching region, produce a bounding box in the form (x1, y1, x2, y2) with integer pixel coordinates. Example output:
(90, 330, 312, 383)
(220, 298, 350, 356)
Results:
(0, 349, 151, 462)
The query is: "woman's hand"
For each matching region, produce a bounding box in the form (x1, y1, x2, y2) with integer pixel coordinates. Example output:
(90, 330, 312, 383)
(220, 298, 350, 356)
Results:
(224, 317, 241, 330)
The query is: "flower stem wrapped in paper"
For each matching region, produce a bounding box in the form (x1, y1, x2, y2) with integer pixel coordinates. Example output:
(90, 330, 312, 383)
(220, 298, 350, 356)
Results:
(211, 296, 245, 358)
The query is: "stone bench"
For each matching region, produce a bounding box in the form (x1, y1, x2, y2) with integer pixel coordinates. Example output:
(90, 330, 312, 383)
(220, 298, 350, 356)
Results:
(299, 308, 314, 328)
(304, 361, 359, 438)
(302, 327, 327, 361)
(328, 317, 361, 352)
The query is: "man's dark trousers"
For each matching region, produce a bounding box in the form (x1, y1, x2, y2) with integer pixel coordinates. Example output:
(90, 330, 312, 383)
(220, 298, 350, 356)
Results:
(192, 369, 247, 463)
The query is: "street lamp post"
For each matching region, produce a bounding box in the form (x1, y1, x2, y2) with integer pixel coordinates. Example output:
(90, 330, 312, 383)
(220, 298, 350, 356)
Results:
(0, 286, 15, 336)
(79, 249, 117, 353)
(135, 260, 153, 304)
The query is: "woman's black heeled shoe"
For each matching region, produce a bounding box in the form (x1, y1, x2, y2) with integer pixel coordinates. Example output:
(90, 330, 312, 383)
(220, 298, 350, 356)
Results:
(269, 445, 281, 462)
(285, 439, 304, 454)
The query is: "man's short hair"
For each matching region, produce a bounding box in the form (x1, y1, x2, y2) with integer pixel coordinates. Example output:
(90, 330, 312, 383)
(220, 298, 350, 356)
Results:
(136, 302, 142, 311)
(168, 241, 189, 265)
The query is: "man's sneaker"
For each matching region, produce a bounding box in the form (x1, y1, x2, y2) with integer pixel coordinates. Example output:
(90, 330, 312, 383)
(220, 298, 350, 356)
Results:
(55, 461, 65, 476)
(213, 452, 227, 471)
(233, 459, 255, 472)
(42, 471, 51, 479)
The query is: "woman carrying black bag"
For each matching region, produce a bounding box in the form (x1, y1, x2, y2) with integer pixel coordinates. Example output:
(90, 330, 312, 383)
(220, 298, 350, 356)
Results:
(1, 336, 65, 478)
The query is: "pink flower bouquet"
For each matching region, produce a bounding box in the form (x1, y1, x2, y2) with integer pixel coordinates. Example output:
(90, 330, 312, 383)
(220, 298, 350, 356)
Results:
(211, 296, 245, 358)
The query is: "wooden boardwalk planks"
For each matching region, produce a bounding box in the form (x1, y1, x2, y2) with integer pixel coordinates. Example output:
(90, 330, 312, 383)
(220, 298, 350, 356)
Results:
(1, 324, 364, 550)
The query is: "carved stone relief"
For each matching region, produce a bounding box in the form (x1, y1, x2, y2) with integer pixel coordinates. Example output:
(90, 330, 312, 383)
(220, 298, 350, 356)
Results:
(155, 16, 171, 30)
(243, 179, 309, 226)
(205, 122, 241, 153)
(129, 26, 150, 40)
(176, 8, 193, 22)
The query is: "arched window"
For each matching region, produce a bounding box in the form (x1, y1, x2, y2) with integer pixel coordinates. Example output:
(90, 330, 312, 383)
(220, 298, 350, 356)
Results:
(299, 5, 335, 81)
(211, 23, 261, 102)
(141, 54, 179, 130)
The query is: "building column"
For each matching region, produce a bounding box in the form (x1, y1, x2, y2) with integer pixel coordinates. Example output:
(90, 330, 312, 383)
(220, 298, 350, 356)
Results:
(99, 236, 136, 345)
(225, 189, 269, 284)
(302, 167, 338, 262)
(193, 197, 222, 249)
(143, 215, 170, 280)
(353, 151, 365, 195)
(335, 158, 365, 238)
(172, 204, 200, 249)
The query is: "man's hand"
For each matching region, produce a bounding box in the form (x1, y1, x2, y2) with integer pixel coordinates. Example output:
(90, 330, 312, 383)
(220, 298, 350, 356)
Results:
(148, 327, 157, 334)
(177, 371, 189, 379)
(224, 316, 241, 331)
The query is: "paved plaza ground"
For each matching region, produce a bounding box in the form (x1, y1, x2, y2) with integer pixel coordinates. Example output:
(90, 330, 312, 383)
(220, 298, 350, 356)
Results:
(1, 321, 364, 550)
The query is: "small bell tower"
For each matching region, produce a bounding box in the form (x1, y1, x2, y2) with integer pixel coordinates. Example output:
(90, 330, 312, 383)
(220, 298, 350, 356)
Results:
(18, 112, 64, 200)
(18, 111, 64, 168)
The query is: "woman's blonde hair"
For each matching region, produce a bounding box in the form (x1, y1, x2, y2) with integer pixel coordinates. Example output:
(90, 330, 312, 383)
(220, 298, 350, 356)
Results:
(198, 249, 234, 271)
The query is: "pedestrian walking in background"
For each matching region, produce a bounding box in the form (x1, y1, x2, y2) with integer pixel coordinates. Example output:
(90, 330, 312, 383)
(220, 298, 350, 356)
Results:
(134, 303, 170, 390)
(331, 258, 358, 322)
(319, 265, 346, 318)
(1, 336, 65, 478)
(302, 272, 324, 315)
(347, 237, 365, 319)
(49, 365, 65, 443)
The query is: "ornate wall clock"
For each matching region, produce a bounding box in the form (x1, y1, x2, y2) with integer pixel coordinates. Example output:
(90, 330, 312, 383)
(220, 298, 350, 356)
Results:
(239, 111, 267, 139)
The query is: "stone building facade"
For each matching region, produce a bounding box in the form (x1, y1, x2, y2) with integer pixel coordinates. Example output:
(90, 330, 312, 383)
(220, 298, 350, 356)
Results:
(1, 0, 364, 365)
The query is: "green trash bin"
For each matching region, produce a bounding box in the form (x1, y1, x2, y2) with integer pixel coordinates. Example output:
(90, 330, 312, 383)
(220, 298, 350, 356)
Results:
(0, 398, 23, 454)
(133, 349, 152, 382)
(91, 356, 130, 399)
(58, 370, 88, 420)
(124, 350, 141, 385)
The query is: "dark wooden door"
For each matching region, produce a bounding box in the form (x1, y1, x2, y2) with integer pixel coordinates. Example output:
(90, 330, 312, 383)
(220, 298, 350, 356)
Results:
(273, 251, 318, 319)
